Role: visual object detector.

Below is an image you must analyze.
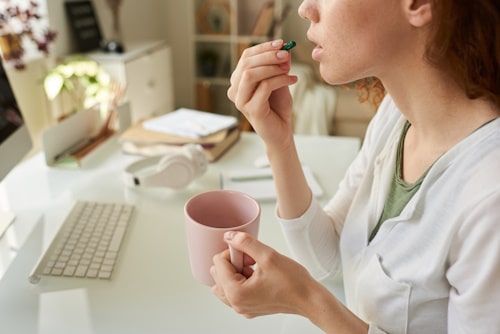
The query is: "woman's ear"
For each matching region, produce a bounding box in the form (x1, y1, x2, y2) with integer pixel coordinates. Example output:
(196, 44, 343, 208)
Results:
(404, 0, 432, 27)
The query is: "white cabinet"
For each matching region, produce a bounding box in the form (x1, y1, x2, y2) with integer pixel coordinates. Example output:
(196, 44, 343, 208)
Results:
(192, 0, 284, 119)
(89, 41, 174, 123)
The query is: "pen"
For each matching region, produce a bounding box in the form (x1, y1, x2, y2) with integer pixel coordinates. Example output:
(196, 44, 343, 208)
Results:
(281, 40, 296, 51)
(230, 174, 274, 182)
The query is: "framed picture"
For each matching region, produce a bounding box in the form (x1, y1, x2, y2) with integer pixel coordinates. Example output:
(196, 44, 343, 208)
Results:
(64, 0, 103, 52)
(197, 1, 231, 35)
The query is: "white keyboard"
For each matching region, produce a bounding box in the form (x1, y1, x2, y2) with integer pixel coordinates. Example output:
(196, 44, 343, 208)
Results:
(29, 201, 134, 284)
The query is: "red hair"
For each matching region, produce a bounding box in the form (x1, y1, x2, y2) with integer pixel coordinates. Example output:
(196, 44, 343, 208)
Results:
(425, 0, 500, 108)
(356, 0, 500, 110)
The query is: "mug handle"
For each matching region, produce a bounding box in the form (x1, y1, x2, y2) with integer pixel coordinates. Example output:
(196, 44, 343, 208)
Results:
(229, 245, 243, 273)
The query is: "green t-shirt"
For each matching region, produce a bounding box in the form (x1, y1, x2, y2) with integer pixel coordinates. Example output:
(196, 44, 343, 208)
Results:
(369, 121, 427, 242)
(368, 117, 499, 242)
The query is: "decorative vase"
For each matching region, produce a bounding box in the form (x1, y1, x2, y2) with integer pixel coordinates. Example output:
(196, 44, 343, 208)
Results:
(0, 33, 24, 61)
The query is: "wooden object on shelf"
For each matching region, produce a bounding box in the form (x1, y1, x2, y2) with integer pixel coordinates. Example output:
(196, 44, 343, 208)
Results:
(268, 3, 292, 38)
(196, 81, 214, 113)
(251, 2, 275, 37)
(237, 43, 248, 59)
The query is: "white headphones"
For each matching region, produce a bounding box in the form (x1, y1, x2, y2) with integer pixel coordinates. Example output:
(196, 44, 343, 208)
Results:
(123, 144, 208, 189)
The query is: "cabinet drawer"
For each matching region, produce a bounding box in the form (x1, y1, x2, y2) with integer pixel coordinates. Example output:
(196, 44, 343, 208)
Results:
(125, 46, 174, 122)
(89, 42, 175, 124)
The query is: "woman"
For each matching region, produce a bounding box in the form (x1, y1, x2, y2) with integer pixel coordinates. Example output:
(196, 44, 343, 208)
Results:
(210, 0, 500, 332)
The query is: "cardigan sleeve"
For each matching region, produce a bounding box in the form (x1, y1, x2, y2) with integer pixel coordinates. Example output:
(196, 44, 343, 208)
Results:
(278, 196, 341, 280)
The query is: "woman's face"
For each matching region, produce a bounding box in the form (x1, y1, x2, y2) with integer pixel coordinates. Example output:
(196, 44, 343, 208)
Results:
(298, 0, 413, 85)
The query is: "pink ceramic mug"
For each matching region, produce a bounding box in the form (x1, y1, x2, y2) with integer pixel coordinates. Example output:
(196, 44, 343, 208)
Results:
(184, 190, 260, 286)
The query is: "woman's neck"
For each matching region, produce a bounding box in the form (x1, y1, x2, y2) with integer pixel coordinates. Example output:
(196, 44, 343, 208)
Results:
(383, 66, 499, 150)
(382, 67, 499, 183)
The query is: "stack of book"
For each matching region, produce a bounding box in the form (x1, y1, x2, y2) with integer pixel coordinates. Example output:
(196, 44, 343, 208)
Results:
(119, 108, 241, 162)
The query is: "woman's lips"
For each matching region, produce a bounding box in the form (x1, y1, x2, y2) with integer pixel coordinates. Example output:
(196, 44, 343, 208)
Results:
(307, 32, 323, 60)
(312, 45, 323, 60)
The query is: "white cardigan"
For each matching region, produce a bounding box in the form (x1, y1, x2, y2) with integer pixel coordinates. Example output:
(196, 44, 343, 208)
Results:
(279, 95, 500, 333)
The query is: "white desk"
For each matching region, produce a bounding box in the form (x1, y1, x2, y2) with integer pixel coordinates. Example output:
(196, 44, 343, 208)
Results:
(0, 132, 359, 334)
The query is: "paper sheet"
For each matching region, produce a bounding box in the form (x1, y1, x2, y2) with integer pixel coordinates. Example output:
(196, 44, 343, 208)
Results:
(220, 166, 323, 201)
(143, 108, 238, 138)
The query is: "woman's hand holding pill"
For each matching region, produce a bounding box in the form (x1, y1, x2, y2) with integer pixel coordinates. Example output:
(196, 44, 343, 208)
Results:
(227, 40, 298, 150)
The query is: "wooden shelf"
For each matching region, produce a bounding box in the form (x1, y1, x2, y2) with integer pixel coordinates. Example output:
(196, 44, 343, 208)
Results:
(192, 0, 283, 118)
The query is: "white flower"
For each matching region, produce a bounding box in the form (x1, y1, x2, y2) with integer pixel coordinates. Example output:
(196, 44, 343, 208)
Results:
(43, 72, 64, 100)
(43, 57, 120, 116)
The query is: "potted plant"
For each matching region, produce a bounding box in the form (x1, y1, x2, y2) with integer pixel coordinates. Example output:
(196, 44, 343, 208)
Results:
(43, 56, 122, 121)
(198, 49, 219, 77)
(0, 0, 57, 69)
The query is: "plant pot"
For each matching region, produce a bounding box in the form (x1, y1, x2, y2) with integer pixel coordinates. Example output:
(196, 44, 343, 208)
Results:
(198, 50, 219, 77)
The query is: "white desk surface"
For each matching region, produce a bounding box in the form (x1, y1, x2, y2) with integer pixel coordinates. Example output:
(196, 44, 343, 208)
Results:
(0, 132, 359, 334)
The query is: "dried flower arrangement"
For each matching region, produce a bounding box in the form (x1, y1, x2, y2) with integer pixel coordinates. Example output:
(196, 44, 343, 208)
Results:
(0, 0, 57, 69)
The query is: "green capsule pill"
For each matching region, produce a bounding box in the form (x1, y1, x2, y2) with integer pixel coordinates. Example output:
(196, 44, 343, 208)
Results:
(281, 40, 296, 51)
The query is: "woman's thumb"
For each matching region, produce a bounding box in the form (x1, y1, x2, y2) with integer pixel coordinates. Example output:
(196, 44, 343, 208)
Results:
(224, 231, 265, 259)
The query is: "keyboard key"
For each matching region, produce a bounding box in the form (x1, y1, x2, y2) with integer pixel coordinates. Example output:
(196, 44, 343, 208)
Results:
(108, 227, 126, 252)
(63, 266, 76, 276)
(98, 271, 112, 279)
(75, 265, 88, 277)
(86, 269, 98, 278)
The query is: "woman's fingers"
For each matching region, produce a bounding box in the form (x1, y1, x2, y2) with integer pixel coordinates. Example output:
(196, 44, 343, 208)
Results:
(242, 39, 284, 57)
(229, 40, 283, 87)
(229, 61, 290, 104)
(234, 67, 294, 111)
(223, 232, 275, 267)
(228, 41, 291, 103)
(229, 64, 284, 102)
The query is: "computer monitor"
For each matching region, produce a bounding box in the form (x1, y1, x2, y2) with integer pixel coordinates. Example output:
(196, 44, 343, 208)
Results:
(0, 58, 33, 235)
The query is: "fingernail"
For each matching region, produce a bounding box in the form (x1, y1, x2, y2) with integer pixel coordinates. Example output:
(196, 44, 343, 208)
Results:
(271, 40, 283, 48)
(277, 50, 288, 59)
(224, 231, 236, 240)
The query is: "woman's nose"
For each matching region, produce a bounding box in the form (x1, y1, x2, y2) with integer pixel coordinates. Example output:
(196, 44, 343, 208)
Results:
(298, 0, 317, 22)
